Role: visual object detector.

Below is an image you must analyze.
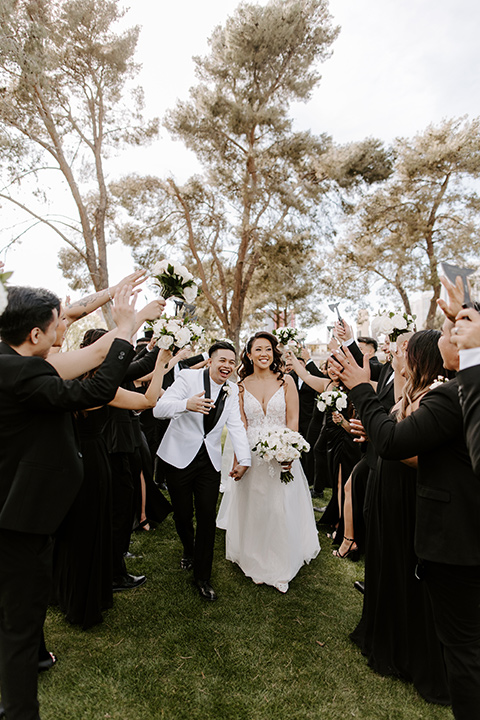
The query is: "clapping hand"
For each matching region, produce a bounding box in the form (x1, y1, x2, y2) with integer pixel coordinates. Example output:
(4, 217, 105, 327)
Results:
(330, 346, 370, 389)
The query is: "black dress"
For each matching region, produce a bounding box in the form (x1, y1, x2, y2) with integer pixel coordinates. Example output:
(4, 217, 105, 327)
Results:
(319, 410, 361, 537)
(350, 454, 450, 704)
(53, 407, 113, 629)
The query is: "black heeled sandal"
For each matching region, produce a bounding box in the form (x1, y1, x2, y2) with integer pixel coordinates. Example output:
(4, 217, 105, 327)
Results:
(332, 537, 359, 562)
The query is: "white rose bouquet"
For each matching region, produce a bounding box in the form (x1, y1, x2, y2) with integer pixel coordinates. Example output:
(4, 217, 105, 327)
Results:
(251, 428, 310, 484)
(151, 259, 199, 303)
(273, 327, 305, 346)
(150, 315, 202, 351)
(316, 389, 348, 413)
(371, 310, 416, 343)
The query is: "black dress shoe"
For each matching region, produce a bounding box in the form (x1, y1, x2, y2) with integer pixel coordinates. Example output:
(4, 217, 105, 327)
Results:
(195, 579, 218, 601)
(0, 701, 5, 718)
(180, 556, 193, 571)
(38, 651, 57, 672)
(112, 573, 147, 592)
(354, 580, 365, 595)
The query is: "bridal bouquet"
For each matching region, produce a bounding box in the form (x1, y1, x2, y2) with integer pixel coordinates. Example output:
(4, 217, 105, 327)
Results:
(371, 310, 416, 343)
(316, 388, 348, 413)
(251, 428, 310, 484)
(273, 326, 305, 346)
(150, 316, 204, 351)
(151, 259, 199, 303)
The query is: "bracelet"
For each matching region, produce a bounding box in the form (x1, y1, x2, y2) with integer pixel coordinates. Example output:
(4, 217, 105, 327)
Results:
(107, 287, 114, 302)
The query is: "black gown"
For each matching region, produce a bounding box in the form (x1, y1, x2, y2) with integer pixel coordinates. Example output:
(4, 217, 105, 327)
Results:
(319, 410, 361, 537)
(350, 454, 450, 705)
(53, 407, 113, 630)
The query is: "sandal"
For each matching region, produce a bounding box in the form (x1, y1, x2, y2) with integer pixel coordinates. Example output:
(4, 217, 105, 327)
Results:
(332, 537, 359, 562)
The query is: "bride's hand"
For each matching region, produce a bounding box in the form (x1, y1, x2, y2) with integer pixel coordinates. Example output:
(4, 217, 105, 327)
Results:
(230, 464, 249, 481)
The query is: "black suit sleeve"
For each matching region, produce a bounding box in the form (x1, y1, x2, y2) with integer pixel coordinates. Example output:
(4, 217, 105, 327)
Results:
(15, 339, 135, 411)
(179, 353, 206, 369)
(123, 346, 159, 381)
(457, 365, 480, 475)
(305, 360, 326, 378)
(349, 381, 463, 460)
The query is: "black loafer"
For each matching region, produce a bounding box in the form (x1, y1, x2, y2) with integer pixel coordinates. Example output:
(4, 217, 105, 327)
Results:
(195, 579, 218, 601)
(112, 573, 147, 592)
(180, 556, 194, 571)
(354, 580, 365, 595)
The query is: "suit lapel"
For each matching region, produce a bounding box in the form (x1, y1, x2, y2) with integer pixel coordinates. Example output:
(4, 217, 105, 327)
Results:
(203, 368, 228, 436)
(203, 367, 211, 435)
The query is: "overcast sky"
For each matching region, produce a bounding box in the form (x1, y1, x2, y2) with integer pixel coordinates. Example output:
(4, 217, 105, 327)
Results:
(3, 0, 480, 313)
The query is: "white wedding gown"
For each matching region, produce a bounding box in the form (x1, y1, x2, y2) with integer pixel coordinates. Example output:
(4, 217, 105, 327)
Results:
(217, 386, 320, 592)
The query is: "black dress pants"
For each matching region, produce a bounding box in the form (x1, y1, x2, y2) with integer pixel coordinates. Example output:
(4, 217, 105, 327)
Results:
(424, 560, 480, 720)
(164, 444, 220, 582)
(0, 529, 53, 720)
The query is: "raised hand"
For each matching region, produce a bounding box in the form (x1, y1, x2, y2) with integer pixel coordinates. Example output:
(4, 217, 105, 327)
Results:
(115, 269, 147, 293)
(437, 275, 465, 322)
(452, 307, 480, 350)
(330, 346, 370, 389)
(111, 284, 138, 341)
(138, 298, 166, 322)
(334, 319, 353, 343)
(186, 391, 215, 414)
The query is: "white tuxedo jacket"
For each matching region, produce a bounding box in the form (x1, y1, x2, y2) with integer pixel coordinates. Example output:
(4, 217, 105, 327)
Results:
(153, 368, 251, 471)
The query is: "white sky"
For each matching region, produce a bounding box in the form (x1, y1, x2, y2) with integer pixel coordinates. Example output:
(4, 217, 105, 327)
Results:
(3, 0, 480, 328)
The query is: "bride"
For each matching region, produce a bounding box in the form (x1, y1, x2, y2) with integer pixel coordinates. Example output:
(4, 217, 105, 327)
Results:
(217, 331, 320, 593)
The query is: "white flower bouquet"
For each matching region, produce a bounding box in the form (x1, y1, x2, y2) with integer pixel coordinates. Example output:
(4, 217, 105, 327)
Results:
(273, 326, 305, 346)
(151, 259, 198, 303)
(316, 389, 348, 413)
(150, 315, 204, 351)
(251, 427, 310, 484)
(371, 310, 416, 343)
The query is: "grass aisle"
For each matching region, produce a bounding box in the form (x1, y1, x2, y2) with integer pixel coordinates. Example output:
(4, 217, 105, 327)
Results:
(40, 494, 454, 720)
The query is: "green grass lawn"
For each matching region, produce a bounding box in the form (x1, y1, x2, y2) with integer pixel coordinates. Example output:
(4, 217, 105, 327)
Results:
(39, 493, 454, 720)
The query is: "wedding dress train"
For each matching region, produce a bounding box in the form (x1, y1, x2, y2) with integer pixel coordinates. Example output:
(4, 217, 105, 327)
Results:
(217, 387, 320, 591)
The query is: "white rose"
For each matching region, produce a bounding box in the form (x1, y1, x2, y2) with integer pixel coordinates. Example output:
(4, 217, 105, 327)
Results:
(152, 260, 169, 275)
(317, 399, 326, 412)
(0, 282, 8, 315)
(174, 327, 192, 348)
(165, 320, 180, 333)
(152, 319, 167, 335)
(391, 314, 407, 330)
(183, 284, 198, 304)
(336, 396, 347, 411)
(276, 449, 291, 463)
(157, 334, 173, 349)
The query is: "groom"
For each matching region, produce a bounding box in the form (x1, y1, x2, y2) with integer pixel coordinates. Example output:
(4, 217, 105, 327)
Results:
(154, 341, 250, 601)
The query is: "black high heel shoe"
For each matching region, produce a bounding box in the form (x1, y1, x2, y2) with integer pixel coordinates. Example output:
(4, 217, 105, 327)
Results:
(332, 537, 359, 562)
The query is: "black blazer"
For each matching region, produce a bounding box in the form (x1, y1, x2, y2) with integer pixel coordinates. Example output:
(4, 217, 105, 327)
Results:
(457, 365, 480, 476)
(350, 379, 480, 565)
(0, 339, 135, 535)
(289, 360, 325, 435)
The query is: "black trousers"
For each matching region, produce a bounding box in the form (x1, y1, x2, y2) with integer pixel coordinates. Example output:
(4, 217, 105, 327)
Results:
(0, 529, 53, 720)
(164, 444, 220, 581)
(109, 450, 141, 578)
(424, 560, 480, 720)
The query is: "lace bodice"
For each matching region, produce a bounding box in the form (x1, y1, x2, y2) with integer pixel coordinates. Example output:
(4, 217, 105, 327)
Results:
(243, 386, 286, 445)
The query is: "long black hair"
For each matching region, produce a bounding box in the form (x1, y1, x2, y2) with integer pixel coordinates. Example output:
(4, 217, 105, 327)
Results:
(398, 329, 445, 420)
(238, 331, 284, 383)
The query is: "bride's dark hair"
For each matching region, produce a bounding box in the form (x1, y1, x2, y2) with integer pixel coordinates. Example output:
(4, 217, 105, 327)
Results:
(238, 331, 284, 383)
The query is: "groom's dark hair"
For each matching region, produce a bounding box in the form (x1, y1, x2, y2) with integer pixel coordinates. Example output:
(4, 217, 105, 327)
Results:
(208, 340, 236, 357)
(0, 286, 61, 346)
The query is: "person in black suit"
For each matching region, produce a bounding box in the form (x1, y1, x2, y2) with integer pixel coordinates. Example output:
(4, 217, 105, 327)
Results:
(331, 318, 480, 720)
(453, 308, 480, 476)
(285, 348, 325, 487)
(0, 285, 136, 720)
